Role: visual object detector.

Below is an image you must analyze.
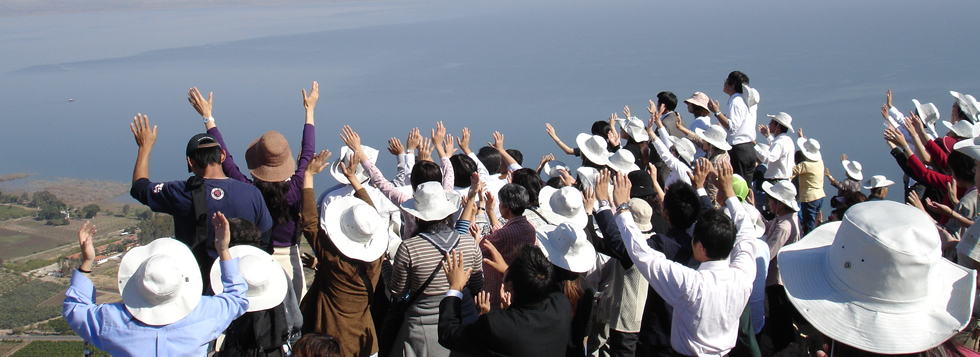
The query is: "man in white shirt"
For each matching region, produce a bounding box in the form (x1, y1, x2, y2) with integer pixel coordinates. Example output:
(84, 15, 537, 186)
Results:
(708, 71, 757, 179)
(754, 112, 795, 181)
(612, 162, 756, 357)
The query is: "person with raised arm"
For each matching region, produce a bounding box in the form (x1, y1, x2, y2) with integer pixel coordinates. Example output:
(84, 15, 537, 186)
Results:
(187, 83, 317, 298)
(64, 215, 248, 356)
(646, 104, 696, 187)
(707, 71, 758, 179)
(128, 113, 272, 289)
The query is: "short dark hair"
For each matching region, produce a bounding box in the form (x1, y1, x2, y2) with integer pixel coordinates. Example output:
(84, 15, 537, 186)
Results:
(498, 184, 529, 216)
(505, 245, 556, 306)
(726, 71, 749, 94)
(477, 147, 502, 175)
(948, 150, 976, 184)
(410, 160, 442, 191)
(591, 120, 611, 136)
(450, 154, 477, 188)
(188, 146, 223, 170)
(772, 122, 789, 135)
(510, 168, 543, 208)
(692, 208, 736, 260)
(545, 176, 564, 189)
(506, 149, 523, 166)
(292, 332, 343, 357)
(657, 91, 678, 111)
(228, 218, 262, 248)
(663, 181, 701, 230)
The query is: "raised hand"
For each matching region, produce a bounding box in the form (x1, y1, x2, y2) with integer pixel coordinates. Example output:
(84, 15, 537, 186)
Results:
(583, 187, 596, 216)
(884, 128, 907, 148)
(714, 160, 735, 201)
(443, 250, 472, 292)
(475, 291, 491, 315)
(608, 113, 621, 144)
(612, 172, 632, 208)
(130, 113, 157, 149)
(624, 105, 631, 119)
(406, 128, 421, 152)
(558, 169, 576, 187)
(306, 150, 332, 176)
(796, 127, 805, 138)
(907, 192, 926, 213)
(688, 157, 713, 190)
(489, 131, 505, 151)
(443, 133, 457, 157)
(302, 81, 318, 112)
(341, 125, 362, 152)
(538, 154, 555, 172)
(213, 211, 231, 261)
(431, 121, 447, 148)
(187, 87, 213, 119)
(886, 89, 893, 108)
(483, 190, 496, 214)
(708, 99, 721, 113)
(647, 162, 658, 179)
(418, 137, 434, 162)
(388, 137, 405, 156)
(78, 221, 97, 267)
(500, 284, 512, 310)
(924, 197, 954, 217)
(841, 154, 848, 162)
(481, 239, 509, 274)
(596, 169, 611, 202)
(545, 123, 559, 140)
(880, 103, 890, 121)
(758, 124, 770, 137)
(457, 127, 472, 154)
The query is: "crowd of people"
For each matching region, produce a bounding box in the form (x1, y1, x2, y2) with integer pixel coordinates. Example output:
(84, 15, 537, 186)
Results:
(59, 72, 980, 357)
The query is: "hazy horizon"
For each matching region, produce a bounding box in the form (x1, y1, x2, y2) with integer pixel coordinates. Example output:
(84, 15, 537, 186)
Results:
(2, 0, 979, 196)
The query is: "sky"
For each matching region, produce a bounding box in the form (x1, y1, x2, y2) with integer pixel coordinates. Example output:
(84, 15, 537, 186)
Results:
(0, 0, 978, 196)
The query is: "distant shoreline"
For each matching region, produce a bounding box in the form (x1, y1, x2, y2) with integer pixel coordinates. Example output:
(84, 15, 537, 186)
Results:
(0, 0, 369, 18)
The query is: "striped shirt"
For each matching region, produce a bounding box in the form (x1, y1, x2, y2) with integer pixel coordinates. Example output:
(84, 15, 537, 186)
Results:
(481, 215, 537, 306)
(387, 224, 484, 297)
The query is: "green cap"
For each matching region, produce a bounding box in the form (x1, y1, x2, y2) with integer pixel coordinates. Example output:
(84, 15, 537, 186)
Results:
(732, 174, 749, 202)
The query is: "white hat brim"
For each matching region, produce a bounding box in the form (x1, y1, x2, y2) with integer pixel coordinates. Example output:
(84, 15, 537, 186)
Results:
(541, 160, 569, 180)
(209, 245, 288, 312)
(537, 187, 588, 230)
(323, 196, 389, 262)
(534, 225, 596, 273)
(796, 138, 822, 162)
(695, 128, 732, 151)
(767, 114, 793, 132)
(118, 238, 202, 325)
(779, 223, 975, 354)
(607, 158, 640, 174)
(329, 146, 379, 185)
(954, 137, 980, 161)
(842, 160, 863, 181)
(576, 133, 612, 166)
(400, 191, 462, 222)
(762, 181, 800, 212)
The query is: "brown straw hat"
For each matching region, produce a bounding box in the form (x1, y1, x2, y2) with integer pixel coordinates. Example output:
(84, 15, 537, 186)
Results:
(245, 131, 295, 182)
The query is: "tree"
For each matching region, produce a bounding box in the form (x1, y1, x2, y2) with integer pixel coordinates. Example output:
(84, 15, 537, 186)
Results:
(37, 206, 63, 220)
(81, 204, 100, 219)
(137, 213, 174, 244)
(19, 192, 29, 203)
(31, 191, 64, 210)
(122, 204, 131, 216)
(137, 209, 153, 221)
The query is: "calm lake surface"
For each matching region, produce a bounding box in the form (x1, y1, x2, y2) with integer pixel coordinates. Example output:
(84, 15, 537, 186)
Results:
(1, 0, 979, 195)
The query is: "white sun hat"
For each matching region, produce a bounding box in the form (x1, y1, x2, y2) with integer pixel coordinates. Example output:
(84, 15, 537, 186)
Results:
(767, 112, 793, 132)
(778, 201, 975, 354)
(541, 160, 569, 181)
(913, 99, 941, 127)
(842, 160, 863, 181)
(322, 196, 389, 262)
(616, 116, 650, 142)
(576, 167, 599, 189)
(695, 125, 732, 151)
(942, 120, 974, 139)
(535, 222, 597, 273)
(743, 84, 760, 108)
(400, 181, 462, 221)
(118, 238, 203, 326)
(762, 180, 800, 212)
(797, 137, 822, 162)
(330, 145, 380, 185)
(862, 175, 895, 190)
(607, 149, 640, 174)
(951, 91, 980, 123)
(576, 133, 613, 166)
(953, 136, 980, 161)
(538, 186, 588, 229)
(669, 136, 696, 164)
(209, 245, 288, 312)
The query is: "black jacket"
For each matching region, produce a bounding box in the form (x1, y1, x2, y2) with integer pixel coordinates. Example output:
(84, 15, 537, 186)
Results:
(438, 292, 572, 357)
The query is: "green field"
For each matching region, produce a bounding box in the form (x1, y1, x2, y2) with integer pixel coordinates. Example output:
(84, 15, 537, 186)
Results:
(0, 279, 66, 329)
(0, 228, 60, 261)
(9, 341, 109, 357)
(0, 205, 32, 221)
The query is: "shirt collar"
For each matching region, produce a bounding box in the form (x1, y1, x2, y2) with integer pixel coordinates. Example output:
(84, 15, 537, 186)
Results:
(697, 259, 730, 272)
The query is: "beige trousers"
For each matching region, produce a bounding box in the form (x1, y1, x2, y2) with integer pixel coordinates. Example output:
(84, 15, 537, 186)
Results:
(273, 245, 307, 299)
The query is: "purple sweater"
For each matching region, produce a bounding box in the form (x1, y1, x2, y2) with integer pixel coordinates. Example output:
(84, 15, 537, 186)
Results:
(208, 124, 315, 247)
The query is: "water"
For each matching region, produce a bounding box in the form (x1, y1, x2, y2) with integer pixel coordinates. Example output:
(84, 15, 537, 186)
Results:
(1, 0, 978, 196)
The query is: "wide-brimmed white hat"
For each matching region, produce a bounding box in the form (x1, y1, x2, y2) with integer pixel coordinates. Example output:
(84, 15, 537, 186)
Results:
(953, 136, 980, 161)
(400, 182, 462, 221)
(209, 245, 287, 312)
(607, 149, 640, 173)
(330, 146, 379, 185)
(951, 91, 980, 123)
(576, 133, 613, 166)
(762, 180, 800, 212)
(797, 137, 822, 162)
(695, 125, 732, 151)
(322, 196, 389, 262)
(616, 116, 650, 142)
(862, 175, 895, 190)
(541, 160, 569, 180)
(778, 201, 975, 354)
(842, 160, 863, 181)
(767, 112, 793, 132)
(538, 186, 588, 229)
(942, 120, 974, 139)
(669, 136, 696, 164)
(118, 238, 202, 326)
(535, 223, 596, 273)
(743, 84, 760, 108)
(913, 99, 941, 127)
(576, 167, 599, 189)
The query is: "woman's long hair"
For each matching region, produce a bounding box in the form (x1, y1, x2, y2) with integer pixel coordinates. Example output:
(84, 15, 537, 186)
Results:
(553, 266, 583, 317)
(254, 179, 295, 225)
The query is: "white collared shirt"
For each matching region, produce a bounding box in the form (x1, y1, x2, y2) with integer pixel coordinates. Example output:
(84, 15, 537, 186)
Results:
(616, 197, 756, 357)
(726, 94, 756, 145)
(755, 133, 794, 180)
(652, 127, 692, 187)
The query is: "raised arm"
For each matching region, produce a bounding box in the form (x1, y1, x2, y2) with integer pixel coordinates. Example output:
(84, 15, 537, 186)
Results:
(130, 114, 156, 185)
(489, 131, 519, 169)
(294, 82, 318, 176)
(546, 123, 576, 155)
(189, 88, 250, 183)
(301, 150, 332, 253)
(62, 223, 105, 349)
(343, 126, 412, 204)
(708, 99, 730, 130)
